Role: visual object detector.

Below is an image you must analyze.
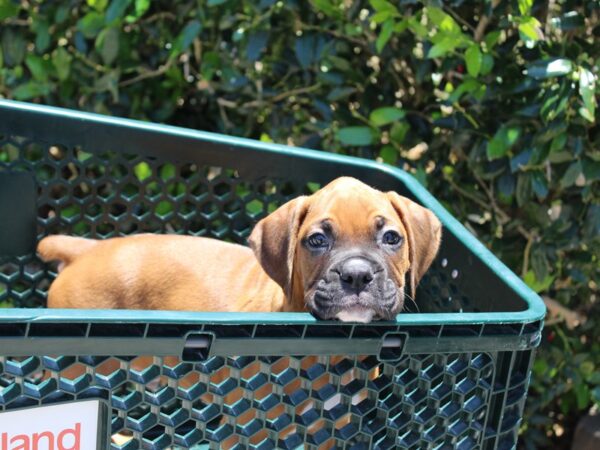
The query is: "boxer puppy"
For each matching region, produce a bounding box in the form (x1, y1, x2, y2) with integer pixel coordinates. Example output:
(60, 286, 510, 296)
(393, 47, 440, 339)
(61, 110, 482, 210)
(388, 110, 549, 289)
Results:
(38, 177, 441, 322)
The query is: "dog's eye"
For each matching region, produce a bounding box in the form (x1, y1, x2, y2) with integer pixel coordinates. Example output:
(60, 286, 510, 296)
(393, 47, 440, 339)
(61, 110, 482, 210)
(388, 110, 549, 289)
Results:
(382, 230, 402, 246)
(307, 233, 328, 249)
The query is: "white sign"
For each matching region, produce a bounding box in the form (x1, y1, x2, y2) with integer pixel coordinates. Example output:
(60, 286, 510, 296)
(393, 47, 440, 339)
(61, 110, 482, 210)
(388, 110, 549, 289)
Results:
(0, 400, 101, 450)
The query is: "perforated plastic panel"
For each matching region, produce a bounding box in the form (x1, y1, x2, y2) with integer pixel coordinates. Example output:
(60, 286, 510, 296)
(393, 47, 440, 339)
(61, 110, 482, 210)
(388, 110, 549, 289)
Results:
(0, 326, 536, 450)
(0, 101, 545, 450)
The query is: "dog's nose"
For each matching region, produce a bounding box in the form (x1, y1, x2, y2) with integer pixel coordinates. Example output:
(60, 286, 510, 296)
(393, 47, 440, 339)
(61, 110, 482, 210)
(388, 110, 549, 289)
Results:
(339, 258, 374, 293)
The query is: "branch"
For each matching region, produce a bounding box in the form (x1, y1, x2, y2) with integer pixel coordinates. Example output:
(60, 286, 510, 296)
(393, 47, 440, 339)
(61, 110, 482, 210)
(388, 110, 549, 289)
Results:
(119, 58, 175, 87)
(543, 296, 586, 329)
(474, 0, 502, 42)
(142, 12, 177, 24)
(443, 7, 475, 33)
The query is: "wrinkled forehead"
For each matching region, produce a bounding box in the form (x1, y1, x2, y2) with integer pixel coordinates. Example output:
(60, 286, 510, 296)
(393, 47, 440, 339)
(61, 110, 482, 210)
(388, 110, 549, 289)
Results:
(301, 180, 402, 236)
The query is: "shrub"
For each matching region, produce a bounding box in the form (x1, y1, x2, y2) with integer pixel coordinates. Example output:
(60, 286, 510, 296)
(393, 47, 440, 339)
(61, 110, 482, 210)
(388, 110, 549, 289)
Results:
(1, 1, 598, 447)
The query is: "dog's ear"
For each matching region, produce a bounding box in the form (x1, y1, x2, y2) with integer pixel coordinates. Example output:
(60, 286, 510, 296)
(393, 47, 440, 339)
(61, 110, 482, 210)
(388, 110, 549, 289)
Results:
(248, 196, 309, 298)
(387, 192, 442, 298)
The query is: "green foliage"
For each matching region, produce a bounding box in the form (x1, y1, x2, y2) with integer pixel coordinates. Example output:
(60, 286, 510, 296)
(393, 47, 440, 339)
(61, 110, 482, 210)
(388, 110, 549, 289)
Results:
(1, 1, 599, 447)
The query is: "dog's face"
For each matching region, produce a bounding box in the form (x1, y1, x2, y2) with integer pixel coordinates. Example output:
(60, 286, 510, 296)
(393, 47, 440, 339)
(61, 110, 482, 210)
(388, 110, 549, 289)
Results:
(249, 177, 441, 322)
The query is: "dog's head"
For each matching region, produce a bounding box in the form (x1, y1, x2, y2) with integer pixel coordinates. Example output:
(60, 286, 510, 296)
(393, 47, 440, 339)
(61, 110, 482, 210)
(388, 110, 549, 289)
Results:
(248, 177, 441, 322)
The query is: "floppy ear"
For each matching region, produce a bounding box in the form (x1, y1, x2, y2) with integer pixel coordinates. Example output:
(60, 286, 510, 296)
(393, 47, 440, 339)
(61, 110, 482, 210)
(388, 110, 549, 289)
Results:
(387, 192, 442, 298)
(248, 196, 309, 298)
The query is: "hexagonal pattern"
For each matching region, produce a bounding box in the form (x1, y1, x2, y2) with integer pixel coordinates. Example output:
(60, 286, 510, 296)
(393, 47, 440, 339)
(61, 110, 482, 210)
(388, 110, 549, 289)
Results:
(1, 135, 487, 313)
(0, 351, 500, 449)
(0, 138, 325, 308)
(0, 133, 537, 449)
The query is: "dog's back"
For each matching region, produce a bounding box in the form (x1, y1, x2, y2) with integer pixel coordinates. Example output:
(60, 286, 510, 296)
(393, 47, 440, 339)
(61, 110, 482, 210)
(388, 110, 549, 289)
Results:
(37, 234, 283, 312)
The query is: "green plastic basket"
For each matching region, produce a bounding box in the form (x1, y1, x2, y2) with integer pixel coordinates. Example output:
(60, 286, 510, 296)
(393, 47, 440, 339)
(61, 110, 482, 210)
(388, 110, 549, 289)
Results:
(0, 100, 545, 450)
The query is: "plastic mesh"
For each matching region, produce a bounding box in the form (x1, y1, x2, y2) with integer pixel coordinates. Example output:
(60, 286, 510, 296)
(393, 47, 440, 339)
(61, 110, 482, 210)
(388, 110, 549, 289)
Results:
(0, 351, 499, 449)
(0, 131, 537, 449)
(1, 136, 466, 313)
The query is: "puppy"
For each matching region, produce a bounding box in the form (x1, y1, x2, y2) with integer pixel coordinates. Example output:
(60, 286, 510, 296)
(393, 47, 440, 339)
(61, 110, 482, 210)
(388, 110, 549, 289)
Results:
(38, 177, 441, 322)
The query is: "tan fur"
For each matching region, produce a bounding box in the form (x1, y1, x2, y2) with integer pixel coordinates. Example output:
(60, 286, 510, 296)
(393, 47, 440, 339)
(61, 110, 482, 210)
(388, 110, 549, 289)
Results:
(387, 192, 443, 298)
(39, 177, 441, 315)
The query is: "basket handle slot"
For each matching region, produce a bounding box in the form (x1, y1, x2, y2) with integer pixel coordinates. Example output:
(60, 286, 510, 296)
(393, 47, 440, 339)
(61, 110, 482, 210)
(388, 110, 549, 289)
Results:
(182, 333, 214, 361)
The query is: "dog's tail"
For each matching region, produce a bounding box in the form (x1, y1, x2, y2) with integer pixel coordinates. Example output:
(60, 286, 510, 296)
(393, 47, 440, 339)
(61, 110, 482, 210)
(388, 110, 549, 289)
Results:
(37, 235, 99, 272)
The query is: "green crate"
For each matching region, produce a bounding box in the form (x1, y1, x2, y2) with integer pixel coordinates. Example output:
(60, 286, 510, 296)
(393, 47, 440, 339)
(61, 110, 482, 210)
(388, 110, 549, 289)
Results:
(0, 100, 545, 450)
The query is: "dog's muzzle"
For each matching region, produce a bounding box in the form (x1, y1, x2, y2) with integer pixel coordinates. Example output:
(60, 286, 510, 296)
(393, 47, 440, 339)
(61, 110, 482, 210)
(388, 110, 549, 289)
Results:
(307, 254, 403, 322)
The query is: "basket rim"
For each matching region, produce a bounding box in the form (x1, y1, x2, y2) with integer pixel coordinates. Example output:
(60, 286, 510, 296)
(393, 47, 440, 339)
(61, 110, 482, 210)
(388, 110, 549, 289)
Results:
(0, 99, 546, 325)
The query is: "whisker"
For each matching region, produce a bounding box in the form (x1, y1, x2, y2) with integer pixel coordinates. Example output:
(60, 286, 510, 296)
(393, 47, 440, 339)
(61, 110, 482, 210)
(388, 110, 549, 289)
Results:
(403, 292, 420, 313)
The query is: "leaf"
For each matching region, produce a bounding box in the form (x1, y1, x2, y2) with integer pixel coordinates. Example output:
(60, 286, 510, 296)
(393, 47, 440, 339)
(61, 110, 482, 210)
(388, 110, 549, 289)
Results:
(523, 270, 554, 293)
(390, 121, 410, 143)
(414, 166, 427, 187)
(550, 133, 567, 153)
(12, 81, 51, 100)
(518, 0, 533, 15)
(326, 87, 355, 101)
(550, 11, 584, 31)
(592, 387, 600, 405)
(371, 11, 392, 24)
(531, 171, 548, 200)
(581, 361, 595, 378)
(526, 58, 573, 79)
(369, 107, 405, 127)
(208, 0, 227, 5)
(134, 0, 150, 17)
(259, 133, 273, 143)
(310, 0, 342, 19)
(55, 4, 69, 23)
(487, 126, 521, 160)
(583, 205, 600, 239)
(77, 12, 106, 38)
(376, 18, 394, 53)
(560, 160, 583, 188)
(579, 107, 595, 123)
(484, 31, 501, 49)
(295, 34, 316, 69)
(94, 70, 119, 102)
(497, 172, 515, 200)
(582, 158, 600, 181)
(52, 47, 72, 81)
(160, 163, 176, 180)
(33, 20, 51, 53)
(105, 0, 131, 24)
(531, 249, 550, 287)
(0, 0, 19, 20)
(427, 40, 457, 59)
(427, 7, 461, 35)
(246, 31, 268, 62)
(336, 127, 374, 146)
(134, 162, 152, 181)
(171, 20, 202, 57)
(370, 0, 397, 14)
(578, 67, 596, 123)
(87, 0, 109, 11)
(25, 54, 49, 81)
(510, 149, 532, 173)
(379, 145, 397, 165)
(480, 53, 494, 76)
(97, 27, 120, 66)
(1, 28, 26, 67)
(200, 51, 220, 80)
(518, 16, 543, 44)
(574, 383, 591, 410)
(447, 78, 480, 103)
(465, 45, 482, 77)
(516, 172, 532, 206)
